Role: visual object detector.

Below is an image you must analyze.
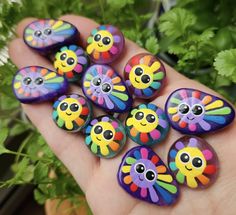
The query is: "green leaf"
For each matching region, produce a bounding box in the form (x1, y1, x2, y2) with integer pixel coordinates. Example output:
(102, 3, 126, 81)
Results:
(145, 36, 159, 54)
(34, 188, 48, 205)
(34, 162, 49, 183)
(106, 0, 134, 9)
(0, 127, 8, 145)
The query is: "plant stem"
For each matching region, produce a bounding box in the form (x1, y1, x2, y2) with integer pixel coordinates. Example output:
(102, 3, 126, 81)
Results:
(99, 0, 105, 23)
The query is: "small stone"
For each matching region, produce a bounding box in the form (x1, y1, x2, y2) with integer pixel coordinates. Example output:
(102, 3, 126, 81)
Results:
(24, 19, 79, 55)
(86, 25, 124, 64)
(52, 94, 92, 132)
(82, 64, 133, 113)
(118, 146, 180, 206)
(12, 66, 68, 103)
(54, 45, 90, 82)
(124, 53, 166, 99)
(168, 136, 219, 189)
(125, 103, 170, 146)
(165, 88, 235, 134)
(85, 115, 126, 158)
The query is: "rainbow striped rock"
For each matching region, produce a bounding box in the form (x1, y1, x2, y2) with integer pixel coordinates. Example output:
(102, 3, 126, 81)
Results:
(82, 64, 133, 113)
(24, 19, 79, 55)
(12, 66, 68, 103)
(118, 146, 180, 206)
(165, 88, 235, 134)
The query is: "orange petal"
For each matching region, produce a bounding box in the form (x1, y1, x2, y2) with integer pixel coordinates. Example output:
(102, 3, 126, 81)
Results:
(124, 175, 132, 184)
(109, 141, 120, 151)
(197, 174, 210, 185)
(156, 165, 167, 173)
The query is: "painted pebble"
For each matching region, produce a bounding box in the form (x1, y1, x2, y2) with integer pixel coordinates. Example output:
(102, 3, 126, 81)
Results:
(52, 94, 92, 132)
(165, 88, 235, 134)
(82, 64, 133, 113)
(85, 115, 126, 158)
(54, 45, 90, 82)
(13, 66, 68, 103)
(124, 53, 166, 99)
(24, 19, 79, 55)
(168, 136, 219, 189)
(86, 25, 124, 64)
(125, 103, 169, 146)
(118, 146, 179, 206)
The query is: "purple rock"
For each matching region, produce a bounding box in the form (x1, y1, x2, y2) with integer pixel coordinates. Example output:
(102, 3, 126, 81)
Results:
(12, 66, 68, 103)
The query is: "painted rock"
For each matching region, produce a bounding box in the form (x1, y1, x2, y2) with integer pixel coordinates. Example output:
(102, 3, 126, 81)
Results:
(168, 136, 219, 189)
(52, 94, 92, 132)
(165, 88, 235, 134)
(118, 146, 179, 206)
(82, 64, 133, 113)
(86, 25, 124, 64)
(125, 103, 169, 146)
(124, 53, 166, 99)
(85, 115, 126, 158)
(54, 45, 90, 82)
(12, 66, 68, 103)
(24, 19, 79, 55)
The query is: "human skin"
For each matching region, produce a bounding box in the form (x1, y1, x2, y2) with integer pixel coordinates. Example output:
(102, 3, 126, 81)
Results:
(9, 15, 236, 215)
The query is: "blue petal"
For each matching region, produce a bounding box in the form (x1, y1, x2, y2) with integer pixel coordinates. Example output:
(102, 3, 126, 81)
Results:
(109, 95, 126, 110)
(154, 183, 173, 204)
(143, 88, 153, 97)
(134, 150, 141, 160)
(203, 115, 226, 124)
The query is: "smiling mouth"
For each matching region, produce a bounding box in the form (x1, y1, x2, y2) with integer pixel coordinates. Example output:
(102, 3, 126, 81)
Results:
(185, 166, 192, 171)
(61, 63, 66, 67)
(187, 116, 195, 120)
(98, 44, 103, 47)
(66, 112, 72, 116)
(96, 137, 101, 141)
(134, 77, 140, 83)
(140, 122, 147, 126)
(138, 176, 144, 181)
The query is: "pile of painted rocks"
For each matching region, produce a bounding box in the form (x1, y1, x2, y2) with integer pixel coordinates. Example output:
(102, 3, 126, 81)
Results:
(12, 19, 235, 206)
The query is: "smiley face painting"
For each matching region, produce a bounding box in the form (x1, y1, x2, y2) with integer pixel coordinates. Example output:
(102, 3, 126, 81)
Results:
(85, 116, 126, 158)
(52, 94, 92, 132)
(54, 45, 90, 82)
(86, 25, 124, 63)
(118, 146, 179, 205)
(124, 53, 166, 99)
(168, 136, 218, 189)
(125, 103, 169, 146)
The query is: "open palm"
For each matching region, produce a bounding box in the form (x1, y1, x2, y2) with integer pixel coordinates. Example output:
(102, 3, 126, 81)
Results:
(9, 15, 236, 215)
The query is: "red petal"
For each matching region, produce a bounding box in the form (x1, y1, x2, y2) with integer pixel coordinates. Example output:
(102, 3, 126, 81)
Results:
(114, 132, 123, 140)
(130, 183, 138, 192)
(204, 165, 217, 175)
(140, 133, 149, 143)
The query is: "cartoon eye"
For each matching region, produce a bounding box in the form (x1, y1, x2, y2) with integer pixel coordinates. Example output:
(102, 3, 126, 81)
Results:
(94, 34, 101, 41)
(192, 157, 203, 168)
(135, 112, 144, 120)
(134, 67, 143, 76)
(102, 37, 111, 45)
(60, 102, 68, 111)
(180, 152, 190, 163)
(146, 114, 156, 123)
(94, 125, 103, 134)
(44, 28, 52, 35)
(60, 53, 67, 60)
(70, 103, 79, 112)
(141, 75, 150, 84)
(34, 77, 44, 85)
(34, 30, 42, 37)
(192, 104, 204, 116)
(102, 83, 112, 93)
(23, 77, 32, 85)
(92, 77, 102, 86)
(135, 163, 145, 173)
(103, 130, 114, 140)
(145, 170, 157, 181)
(67, 57, 75, 65)
(178, 103, 190, 114)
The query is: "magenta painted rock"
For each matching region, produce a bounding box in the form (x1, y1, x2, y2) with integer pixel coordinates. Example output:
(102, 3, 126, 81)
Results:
(82, 64, 132, 113)
(86, 25, 124, 64)
(124, 53, 166, 99)
(12, 66, 68, 103)
(118, 146, 180, 206)
(165, 88, 235, 134)
(168, 136, 219, 189)
(24, 19, 79, 55)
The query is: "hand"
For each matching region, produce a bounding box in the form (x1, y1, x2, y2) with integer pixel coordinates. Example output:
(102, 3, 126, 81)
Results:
(9, 15, 236, 215)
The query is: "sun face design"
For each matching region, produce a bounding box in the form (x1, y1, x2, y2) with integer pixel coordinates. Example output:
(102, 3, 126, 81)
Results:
(85, 116, 126, 158)
(52, 94, 92, 132)
(168, 136, 218, 189)
(166, 88, 235, 134)
(86, 25, 124, 63)
(13, 66, 68, 103)
(124, 53, 166, 99)
(125, 103, 169, 146)
(24, 19, 78, 52)
(118, 146, 179, 206)
(82, 64, 132, 113)
(54, 45, 90, 82)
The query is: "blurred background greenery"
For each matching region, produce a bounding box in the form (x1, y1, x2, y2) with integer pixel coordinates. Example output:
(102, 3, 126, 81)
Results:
(0, 0, 235, 214)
